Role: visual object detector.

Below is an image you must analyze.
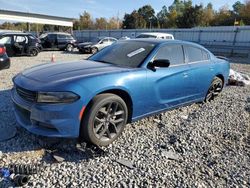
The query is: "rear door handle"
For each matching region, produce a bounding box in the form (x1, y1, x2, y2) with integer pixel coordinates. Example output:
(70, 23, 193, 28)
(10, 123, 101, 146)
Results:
(210, 67, 214, 71)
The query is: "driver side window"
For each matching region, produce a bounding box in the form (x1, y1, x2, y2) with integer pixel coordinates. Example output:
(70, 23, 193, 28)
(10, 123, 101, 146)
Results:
(101, 39, 109, 43)
(154, 45, 184, 66)
(14, 36, 27, 43)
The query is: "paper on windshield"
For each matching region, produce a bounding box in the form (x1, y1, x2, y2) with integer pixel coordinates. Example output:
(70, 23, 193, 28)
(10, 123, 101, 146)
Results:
(127, 48, 145, 58)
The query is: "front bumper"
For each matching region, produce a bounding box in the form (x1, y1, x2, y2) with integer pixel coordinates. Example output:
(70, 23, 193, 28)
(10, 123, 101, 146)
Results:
(11, 87, 83, 138)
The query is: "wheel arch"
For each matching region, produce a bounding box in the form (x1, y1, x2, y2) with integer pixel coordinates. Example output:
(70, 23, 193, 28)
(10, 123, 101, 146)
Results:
(84, 88, 133, 124)
(215, 74, 225, 85)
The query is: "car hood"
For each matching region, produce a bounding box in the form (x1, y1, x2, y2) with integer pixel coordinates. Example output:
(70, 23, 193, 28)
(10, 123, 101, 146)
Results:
(21, 60, 132, 83)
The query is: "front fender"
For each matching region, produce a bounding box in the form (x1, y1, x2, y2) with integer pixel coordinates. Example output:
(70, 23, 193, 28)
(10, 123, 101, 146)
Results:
(76, 69, 147, 118)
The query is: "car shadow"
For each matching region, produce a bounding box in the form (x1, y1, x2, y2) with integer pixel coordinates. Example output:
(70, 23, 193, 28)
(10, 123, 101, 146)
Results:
(0, 89, 107, 165)
(61, 50, 83, 55)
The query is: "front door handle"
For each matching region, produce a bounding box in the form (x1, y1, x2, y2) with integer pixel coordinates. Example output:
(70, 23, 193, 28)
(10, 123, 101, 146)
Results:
(210, 67, 214, 71)
(183, 73, 189, 78)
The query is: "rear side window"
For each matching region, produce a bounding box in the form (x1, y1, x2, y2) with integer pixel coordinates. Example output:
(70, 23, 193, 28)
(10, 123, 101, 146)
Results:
(185, 46, 209, 62)
(154, 45, 184, 66)
(202, 51, 210, 60)
(48, 34, 56, 41)
(0, 36, 12, 44)
(166, 36, 173, 39)
(57, 34, 67, 39)
(136, 34, 157, 39)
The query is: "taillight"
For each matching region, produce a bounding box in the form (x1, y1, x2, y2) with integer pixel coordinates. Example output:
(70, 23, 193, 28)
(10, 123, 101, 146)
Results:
(0, 47, 6, 55)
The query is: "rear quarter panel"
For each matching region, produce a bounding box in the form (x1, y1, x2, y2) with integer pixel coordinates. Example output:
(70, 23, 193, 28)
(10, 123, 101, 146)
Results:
(213, 58, 230, 86)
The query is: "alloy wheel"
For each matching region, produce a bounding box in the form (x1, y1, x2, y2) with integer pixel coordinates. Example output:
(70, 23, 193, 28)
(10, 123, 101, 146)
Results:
(93, 101, 125, 142)
(206, 78, 223, 102)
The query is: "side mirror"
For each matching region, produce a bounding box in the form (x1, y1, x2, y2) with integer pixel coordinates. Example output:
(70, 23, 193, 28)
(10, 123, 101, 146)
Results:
(148, 59, 170, 71)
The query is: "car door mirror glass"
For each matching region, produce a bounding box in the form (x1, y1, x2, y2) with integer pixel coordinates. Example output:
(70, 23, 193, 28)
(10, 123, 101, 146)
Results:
(152, 59, 170, 68)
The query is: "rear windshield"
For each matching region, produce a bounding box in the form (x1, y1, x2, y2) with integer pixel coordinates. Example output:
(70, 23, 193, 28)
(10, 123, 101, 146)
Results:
(88, 41, 156, 68)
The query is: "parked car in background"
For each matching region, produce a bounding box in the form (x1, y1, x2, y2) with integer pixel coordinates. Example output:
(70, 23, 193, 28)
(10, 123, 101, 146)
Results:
(12, 39, 229, 146)
(136, 32, 174, 40)
(39, 32, 77, 52)
(0, 44, 10, 70)
(119, 36, 130, 40)
(77, 37, 117, 54)
(0, 32, 41, 57)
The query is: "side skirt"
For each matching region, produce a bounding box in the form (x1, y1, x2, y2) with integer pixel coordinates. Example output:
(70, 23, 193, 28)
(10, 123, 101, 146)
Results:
(131, 97, 204, 122)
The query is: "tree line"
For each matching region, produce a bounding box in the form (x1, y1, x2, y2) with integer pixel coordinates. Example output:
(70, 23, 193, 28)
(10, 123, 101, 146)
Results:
(0, 0, 249, 32)
(123, 0, 250, 29)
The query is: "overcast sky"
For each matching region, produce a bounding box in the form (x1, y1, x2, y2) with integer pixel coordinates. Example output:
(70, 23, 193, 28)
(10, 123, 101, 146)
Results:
(0, 0, 244, 19)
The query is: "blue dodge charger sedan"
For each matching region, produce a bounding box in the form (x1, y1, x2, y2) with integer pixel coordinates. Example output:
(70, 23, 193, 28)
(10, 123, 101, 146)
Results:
(12, 39, 230, 146)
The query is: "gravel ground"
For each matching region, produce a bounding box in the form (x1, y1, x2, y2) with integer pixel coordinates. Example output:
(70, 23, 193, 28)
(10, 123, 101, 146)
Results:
(0, 51, 249, 187)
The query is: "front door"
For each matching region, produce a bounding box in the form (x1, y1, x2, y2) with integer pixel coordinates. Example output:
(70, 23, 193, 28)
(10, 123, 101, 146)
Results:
(145, 44, 193, 113)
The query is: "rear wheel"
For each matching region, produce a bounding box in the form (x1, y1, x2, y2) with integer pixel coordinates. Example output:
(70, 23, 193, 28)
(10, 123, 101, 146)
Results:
(66, 44, 74, 52)
(30, 48, 38, 56)
(205, 77, 223, 102)
(80, 94, 128, 146)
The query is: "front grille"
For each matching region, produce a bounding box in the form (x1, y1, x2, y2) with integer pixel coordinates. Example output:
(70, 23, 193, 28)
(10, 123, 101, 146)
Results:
(16, 86, 37, 102)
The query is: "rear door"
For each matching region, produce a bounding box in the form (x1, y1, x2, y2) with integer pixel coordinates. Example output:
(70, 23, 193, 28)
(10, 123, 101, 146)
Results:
(146, 44, 193, 112)
(0, 35, 14, 56)
(13, 35, 29, 54)
(47, 34, 57, 48)
(57, 34, 68, 49)
(183, 45, 215, 98)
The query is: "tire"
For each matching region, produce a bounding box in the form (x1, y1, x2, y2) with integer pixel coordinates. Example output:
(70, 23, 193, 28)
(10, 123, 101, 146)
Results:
(205, 77, 223, 102)
(91, 47, 98, 54)
(30, 49, 38, 57)
(66, 44, 74, 52)
(80, 94, 128, 146)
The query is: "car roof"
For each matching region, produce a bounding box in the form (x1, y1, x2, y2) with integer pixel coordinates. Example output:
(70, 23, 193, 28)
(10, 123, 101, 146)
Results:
(121, 38, 208, 50)
(98, 36, 117, 39)
(44, 32, 72, 35)
(139, 32, 174, 36)
(0, 32, 33, 36)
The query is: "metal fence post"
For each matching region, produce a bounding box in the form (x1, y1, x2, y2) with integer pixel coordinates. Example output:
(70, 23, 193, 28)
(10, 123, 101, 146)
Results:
(198, 30, 202, 44)
(231, 27, 239, 57)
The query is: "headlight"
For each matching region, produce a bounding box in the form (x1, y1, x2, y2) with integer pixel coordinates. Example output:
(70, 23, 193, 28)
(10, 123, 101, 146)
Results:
(37, 92, 80, 103)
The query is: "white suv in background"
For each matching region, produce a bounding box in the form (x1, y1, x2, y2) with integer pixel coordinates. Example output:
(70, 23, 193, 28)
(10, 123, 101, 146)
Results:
(136, 32, 174, 40)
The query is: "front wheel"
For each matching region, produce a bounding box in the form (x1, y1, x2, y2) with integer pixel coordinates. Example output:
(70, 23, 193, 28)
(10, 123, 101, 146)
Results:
(91, 47, 98, 54)
(66, 44, 74, 52)
(80, 94, 128, 146)
(205, 77, 223, 102)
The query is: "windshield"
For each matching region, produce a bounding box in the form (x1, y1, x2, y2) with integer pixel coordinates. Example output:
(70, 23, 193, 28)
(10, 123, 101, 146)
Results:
(136, 34, 157, 38)
(88, 41, 156, 68)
